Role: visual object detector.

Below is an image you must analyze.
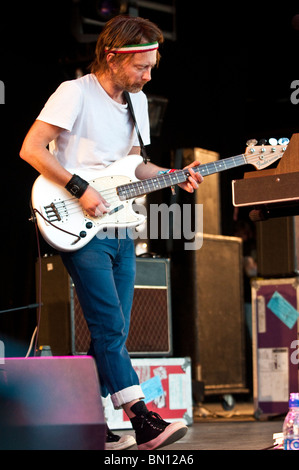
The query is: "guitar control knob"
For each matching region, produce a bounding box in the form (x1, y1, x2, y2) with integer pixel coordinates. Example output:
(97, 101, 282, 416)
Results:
(86, 222, 93, 229)
(79, 231, 87, 238)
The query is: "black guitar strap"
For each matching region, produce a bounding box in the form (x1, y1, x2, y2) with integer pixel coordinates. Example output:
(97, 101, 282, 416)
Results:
(124, 91, 149, 164)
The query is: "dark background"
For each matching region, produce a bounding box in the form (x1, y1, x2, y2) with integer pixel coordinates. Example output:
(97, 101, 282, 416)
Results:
(1, 1, 299, 355)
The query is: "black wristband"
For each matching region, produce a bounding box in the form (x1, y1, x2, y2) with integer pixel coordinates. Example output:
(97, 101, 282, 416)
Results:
(65, 174, 89, 198)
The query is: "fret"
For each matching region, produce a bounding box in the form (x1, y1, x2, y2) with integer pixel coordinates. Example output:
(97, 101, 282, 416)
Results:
(117, 153, 246, 201)
(197, 154, 246, 177)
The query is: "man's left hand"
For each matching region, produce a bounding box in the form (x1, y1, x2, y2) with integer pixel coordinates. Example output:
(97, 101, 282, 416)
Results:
(178, 160, 203, 193)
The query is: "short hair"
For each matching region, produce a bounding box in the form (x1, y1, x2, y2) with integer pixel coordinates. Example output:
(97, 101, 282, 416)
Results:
(90, 15, 164, 73)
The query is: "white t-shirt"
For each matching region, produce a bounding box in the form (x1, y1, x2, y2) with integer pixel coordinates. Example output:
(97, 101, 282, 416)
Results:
(37, 73, 150, 171)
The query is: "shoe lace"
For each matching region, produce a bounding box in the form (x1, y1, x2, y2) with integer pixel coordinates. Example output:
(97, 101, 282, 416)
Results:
(140, 411, 168, 431)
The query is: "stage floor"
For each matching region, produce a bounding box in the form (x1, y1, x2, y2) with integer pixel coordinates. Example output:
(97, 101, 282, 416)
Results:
(116, 400, 283, 451)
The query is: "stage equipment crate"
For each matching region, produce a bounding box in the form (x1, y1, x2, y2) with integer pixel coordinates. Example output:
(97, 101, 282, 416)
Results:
(251, 277, 299, 418)
(103, 357, 192, 430)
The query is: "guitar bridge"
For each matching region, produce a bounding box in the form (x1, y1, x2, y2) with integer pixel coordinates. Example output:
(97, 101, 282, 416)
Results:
(44, 202, 62, 222)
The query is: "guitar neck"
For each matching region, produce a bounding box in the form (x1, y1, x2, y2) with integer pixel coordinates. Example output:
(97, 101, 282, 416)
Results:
(117, 153, 247, 200)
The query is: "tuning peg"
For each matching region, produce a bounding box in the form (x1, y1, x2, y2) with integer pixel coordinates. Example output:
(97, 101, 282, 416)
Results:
(268, 138, 278, 146)
(258, 138, 267, 145)
(278, 137, 289, 145)
(246, 139, 258, 146)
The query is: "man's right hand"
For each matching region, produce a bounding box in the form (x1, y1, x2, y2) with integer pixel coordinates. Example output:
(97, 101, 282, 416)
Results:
(79, 185, 110, 218)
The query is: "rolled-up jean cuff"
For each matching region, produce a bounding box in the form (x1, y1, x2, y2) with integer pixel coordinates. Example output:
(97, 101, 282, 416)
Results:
(111, 385, 145, 409)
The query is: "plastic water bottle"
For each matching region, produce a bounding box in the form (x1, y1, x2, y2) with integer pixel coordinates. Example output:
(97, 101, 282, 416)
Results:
(283, 393, 299, 450)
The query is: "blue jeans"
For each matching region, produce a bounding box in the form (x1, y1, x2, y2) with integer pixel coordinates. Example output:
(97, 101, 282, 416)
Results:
(60, 231, 144, 409)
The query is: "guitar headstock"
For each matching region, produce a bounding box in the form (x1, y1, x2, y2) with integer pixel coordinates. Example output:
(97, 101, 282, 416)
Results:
(245, 137, 289, 170)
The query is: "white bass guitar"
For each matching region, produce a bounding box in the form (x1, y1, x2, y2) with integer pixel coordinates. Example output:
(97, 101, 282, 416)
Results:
(31, 143, 288, 252)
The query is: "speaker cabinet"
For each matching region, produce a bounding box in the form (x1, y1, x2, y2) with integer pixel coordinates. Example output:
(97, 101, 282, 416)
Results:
(36, 256, 172, 356)
(256, 216, 299, 277)
(0, 357, 105, 450)
(36, 256, 72, 356)
(172, 147, 221, 235)
(126, 257, 172, 355)
(172, 234, 247, 394)
(71, 257, 172, 356)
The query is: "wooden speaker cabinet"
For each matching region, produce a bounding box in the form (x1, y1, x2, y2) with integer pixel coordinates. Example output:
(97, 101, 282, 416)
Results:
(172, 147, 221, 235)
(35, 255, 72, 356)
(36, 256, 172, 356)
(172, 234, 248, 395)
(71, 257, 172, 356)
(256, 216, 299, 278)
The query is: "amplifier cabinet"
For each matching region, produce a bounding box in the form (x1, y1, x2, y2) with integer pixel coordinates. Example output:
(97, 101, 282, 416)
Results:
(194, 234, 247, 394)
(71, 257, 172, 356)
(172, 234, 247, 394)
(171, 147, 221, 236)
(36, 256, 172, 356)
(256, 216, 299, 278)
(36, 256, 72, 356)
(127, 257, 172, 355)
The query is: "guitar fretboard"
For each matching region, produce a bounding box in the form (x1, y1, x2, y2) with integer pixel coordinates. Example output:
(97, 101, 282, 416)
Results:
(117, 153, 247, 200)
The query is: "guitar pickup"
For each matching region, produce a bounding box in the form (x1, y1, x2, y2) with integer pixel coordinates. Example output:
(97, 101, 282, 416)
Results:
(108, 204, 124, 215)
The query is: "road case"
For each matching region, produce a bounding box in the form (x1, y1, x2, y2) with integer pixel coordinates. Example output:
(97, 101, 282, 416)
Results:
(103, 357, 193, 430)
(251, 278, 299, 418)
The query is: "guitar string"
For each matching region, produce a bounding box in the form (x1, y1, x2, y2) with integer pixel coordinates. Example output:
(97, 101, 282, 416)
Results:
(61, 150, 278, 207)
(43, 150, 282, 221)
(50, 152, 274, 220)
(59, 150, 275, 210)
(52, 169, 188, 218)
(49, 165, 220, 220)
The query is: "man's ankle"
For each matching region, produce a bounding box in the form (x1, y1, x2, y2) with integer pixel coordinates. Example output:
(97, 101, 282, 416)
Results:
(130, 400, 148, 418)
(123, 399, 146, 419)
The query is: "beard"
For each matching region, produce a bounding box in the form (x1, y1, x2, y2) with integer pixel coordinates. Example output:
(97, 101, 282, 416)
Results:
(112, 69, 147, 94)
(125, 83, 146, 93)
